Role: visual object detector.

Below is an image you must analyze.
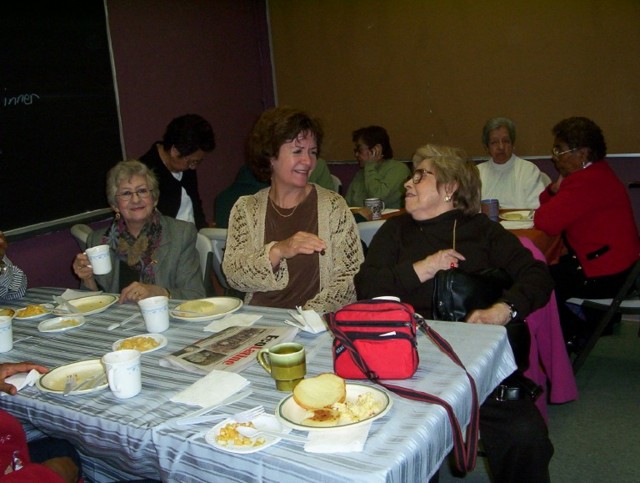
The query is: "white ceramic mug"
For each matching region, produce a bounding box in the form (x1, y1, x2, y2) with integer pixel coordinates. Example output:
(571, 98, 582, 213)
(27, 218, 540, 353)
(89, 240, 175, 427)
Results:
(0, 316, 13, 353)
(138, 296, 170, 333)
(364, 198, 386, 220)
(102, 349, 141, 399)
(86, 244, 112, 275)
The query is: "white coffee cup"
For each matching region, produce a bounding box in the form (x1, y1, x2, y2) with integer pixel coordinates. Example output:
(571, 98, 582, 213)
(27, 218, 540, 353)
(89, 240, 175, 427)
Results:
(137, 295, 170, 333)
(86, 244, 112, 275)
(0, 316, 13, 353)
(102, 349, 141, 399)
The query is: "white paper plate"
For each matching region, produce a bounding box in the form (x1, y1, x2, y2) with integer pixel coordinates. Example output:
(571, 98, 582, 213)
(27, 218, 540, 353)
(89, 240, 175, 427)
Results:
(276, 383, 392, 431)
(38, 315, 86, 333)
(113, 333, 167, 354)
(205, 414, 290, 454)
(500, 220, 534, 230)
(14, 305, 52, 320)
(36, 359, 108, 394)
(499, 210, 533, 221)
(53, 294, 118, 316)
(170, 297, 243, 322)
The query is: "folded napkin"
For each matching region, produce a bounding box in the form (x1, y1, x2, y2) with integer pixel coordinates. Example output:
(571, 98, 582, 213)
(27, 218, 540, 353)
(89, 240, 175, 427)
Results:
(203, 313, 262, 333)
(55, 289, 103, 302)
(286, 306, 327, 334)
(304, 422, 372, 453)
(0, 369, 41, 396)
(170, 370, 250, 408)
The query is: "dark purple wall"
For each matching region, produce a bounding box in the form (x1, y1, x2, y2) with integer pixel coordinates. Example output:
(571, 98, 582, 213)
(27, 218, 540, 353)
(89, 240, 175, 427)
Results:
(7, 0, 273, 289)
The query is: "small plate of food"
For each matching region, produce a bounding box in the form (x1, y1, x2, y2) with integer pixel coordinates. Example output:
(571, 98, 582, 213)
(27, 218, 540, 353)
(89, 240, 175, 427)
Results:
(0, 308, 16, 318)
(205, 414, 289, 454)
(36, 359, 108, 395)
(112, 333, 167, 354)
(38, 315, 86, 333)
(14, 304, 51, 320)
(276, 374, 392, 431)
(53, 294, 118, 316)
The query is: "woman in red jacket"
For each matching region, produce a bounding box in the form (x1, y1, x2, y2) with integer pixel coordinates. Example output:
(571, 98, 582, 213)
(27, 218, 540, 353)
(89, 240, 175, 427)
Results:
(535, 117, 639, 352)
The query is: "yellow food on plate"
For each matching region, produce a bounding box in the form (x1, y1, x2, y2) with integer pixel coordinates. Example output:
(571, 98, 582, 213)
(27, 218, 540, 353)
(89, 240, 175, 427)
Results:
(0, 308, 15, 317)
(58, 318, 80, 328)
(118, 336, 160, 352)
(501, 212, 531, 221)
(177, 300, 216, 315)
(17, 305, 47, 317)
(216, 421, 265, 447)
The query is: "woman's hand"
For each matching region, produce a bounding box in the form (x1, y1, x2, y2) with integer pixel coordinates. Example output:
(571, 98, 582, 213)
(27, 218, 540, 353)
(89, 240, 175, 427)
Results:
(120, 282, 168, 304)
(72, 253, 99, 290)
(413, 249, 465, 282)
(467, 302, 512, 325)
(548, 175, 564, 195)
(269, 231, 327, 268)
(0, 362, 48, 395)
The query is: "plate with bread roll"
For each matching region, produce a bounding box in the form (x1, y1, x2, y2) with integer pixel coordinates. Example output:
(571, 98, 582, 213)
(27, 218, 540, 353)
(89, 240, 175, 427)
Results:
(276, 374, 392, 431)
(170, 297, 243, 322)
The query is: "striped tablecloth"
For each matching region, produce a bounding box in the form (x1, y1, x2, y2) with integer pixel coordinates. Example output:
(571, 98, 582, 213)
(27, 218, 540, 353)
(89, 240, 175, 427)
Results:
(0, 288, 516, 482)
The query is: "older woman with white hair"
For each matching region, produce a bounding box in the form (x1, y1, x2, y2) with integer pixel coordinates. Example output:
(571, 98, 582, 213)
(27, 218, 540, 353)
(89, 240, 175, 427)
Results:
(73, 160, 205, 303)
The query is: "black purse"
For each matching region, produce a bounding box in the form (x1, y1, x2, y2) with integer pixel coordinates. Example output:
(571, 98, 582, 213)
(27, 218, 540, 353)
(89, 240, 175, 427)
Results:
(432, 268, 531, 372)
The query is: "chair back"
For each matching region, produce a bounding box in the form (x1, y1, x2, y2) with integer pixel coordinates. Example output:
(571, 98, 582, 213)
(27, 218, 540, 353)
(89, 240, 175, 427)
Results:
(357, 220, 386, 248)
(199, 228, 229, 290)
(571, 257, 640, 373)
(70, 224, 93, 251)
(195, 233, 215, 296)
(330, 174, 342, 194)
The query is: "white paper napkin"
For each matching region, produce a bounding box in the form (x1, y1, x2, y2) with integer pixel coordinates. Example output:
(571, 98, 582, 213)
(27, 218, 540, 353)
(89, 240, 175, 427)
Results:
(56, 289, 103, 301)
(203, 314, 262, 333)
(170, 370, 250, 407)
(304, 422, 372, 453)
(0, 369, 41, 396)
(285, 306, 327, 334)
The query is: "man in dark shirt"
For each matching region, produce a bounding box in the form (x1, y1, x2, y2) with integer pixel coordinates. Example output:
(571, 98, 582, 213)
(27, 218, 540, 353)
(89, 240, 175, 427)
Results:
(140, 114, 215, 229)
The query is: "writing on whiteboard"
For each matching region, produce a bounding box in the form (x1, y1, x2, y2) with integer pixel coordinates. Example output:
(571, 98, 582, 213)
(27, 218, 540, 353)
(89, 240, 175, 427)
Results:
(3, 92, 41, 107)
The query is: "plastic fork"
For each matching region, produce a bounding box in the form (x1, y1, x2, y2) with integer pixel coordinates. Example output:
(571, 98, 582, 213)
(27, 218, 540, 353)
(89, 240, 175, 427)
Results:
(63, 374, 77, 396)
(176, 405, 264, 426)
(236, 425, 308, 443)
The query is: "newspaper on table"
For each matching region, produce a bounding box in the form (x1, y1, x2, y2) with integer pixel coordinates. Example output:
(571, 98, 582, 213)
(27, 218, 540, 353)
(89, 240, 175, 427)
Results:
(160, 325, 299, 374)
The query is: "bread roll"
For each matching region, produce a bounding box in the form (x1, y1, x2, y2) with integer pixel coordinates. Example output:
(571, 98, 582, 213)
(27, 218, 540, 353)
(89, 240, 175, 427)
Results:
(293, 373, 346, 410)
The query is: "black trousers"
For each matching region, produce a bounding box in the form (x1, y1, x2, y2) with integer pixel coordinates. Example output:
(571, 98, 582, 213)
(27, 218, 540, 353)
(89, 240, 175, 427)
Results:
(28, 436, 83, 476)
(479, 397, 554, 483)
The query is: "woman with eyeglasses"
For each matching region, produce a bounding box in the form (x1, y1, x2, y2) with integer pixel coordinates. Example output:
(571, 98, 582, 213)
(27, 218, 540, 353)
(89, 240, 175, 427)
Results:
(73, 160, 205, 304)
(534, 117, 639, 351)
(344, 125, 410, 210)
(355, 144, 555, 483)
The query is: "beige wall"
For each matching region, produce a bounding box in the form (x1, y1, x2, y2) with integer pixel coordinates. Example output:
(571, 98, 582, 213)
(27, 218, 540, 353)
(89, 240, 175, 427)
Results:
(269, 0, 640, 159)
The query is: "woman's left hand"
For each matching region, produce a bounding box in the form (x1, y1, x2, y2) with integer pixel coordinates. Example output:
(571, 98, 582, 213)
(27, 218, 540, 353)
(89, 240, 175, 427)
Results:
(466, 302, 511, 325)
(120, 282, 168, 304)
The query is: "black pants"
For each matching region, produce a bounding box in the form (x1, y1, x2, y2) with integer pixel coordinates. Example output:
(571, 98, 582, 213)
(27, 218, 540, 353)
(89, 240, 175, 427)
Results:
(549, 254, 632, 342)
(28, 436, 83, 477)
(479, 397, 554, 483)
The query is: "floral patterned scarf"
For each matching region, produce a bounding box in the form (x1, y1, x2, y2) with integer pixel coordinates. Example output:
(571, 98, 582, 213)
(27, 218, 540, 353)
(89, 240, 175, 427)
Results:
(103, 210, 163, 283)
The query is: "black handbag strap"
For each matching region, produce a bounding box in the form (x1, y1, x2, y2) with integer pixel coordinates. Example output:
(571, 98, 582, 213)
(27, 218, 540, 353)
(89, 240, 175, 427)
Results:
(329, 314, 479, 474)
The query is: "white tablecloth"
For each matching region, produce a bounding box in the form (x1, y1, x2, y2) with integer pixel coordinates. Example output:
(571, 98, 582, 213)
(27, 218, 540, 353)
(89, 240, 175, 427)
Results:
(0, 288, 516, 482)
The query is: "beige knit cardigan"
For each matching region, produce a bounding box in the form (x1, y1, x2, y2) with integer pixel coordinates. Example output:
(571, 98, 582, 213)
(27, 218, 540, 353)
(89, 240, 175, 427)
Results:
(222, 185, 364, 313)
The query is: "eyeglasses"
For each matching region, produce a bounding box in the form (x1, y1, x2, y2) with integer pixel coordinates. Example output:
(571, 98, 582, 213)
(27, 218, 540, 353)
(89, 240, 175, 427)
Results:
(116, 188, 151, 201)
(551, 147, 576, 159)
(185, 158, 204, 168)
(353, 144, 370, 154)
(411, 168, 434, 184)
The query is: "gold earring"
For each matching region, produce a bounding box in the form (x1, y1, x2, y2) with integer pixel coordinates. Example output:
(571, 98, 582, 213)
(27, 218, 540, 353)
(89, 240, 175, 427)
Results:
(115, 211, 121, 220)
(445, 195, 452, 202)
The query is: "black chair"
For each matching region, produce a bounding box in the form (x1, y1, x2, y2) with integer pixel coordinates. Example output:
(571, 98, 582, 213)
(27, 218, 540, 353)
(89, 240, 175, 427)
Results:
(571, 258, 640, 374)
